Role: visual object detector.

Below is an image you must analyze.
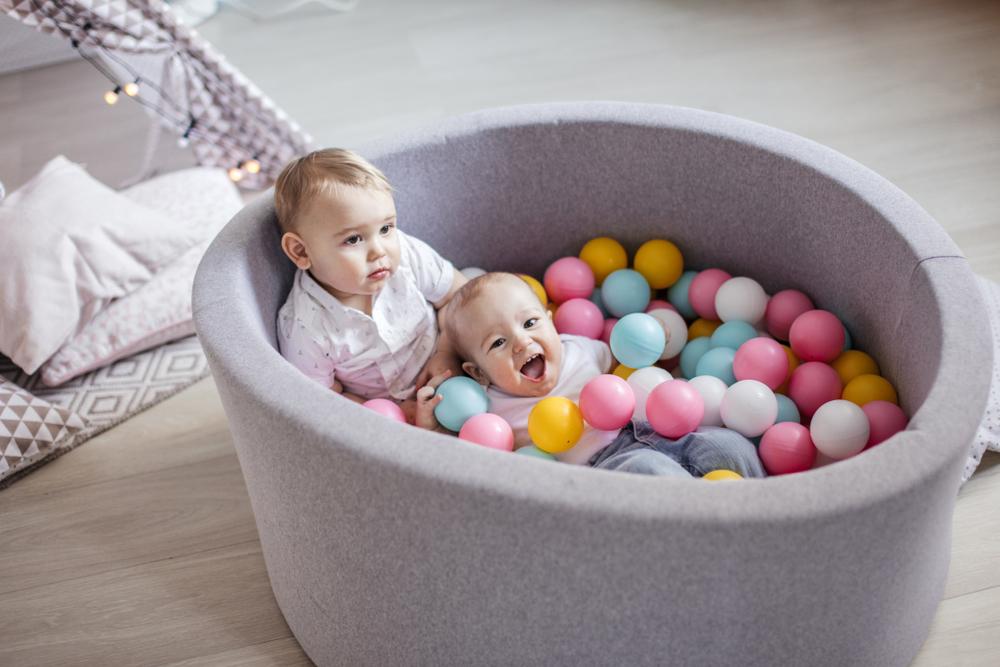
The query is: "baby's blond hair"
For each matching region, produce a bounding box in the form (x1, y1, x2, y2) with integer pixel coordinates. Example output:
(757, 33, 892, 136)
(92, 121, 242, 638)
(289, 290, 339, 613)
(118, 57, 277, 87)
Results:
(273, 148, 393, 233)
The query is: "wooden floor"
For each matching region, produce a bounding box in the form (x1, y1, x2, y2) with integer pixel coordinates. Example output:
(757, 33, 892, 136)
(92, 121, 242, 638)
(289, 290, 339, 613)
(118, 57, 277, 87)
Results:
(1, 1, 999, 664)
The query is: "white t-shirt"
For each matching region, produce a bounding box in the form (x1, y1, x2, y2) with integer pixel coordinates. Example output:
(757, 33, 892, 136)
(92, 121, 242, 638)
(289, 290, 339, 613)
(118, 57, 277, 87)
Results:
(277, 230, 454, 400)
(486, 334, 619, 465)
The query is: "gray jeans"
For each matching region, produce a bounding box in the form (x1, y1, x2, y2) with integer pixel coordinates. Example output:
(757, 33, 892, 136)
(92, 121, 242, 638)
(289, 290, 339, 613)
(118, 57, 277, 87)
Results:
(589, 421, 767, 478)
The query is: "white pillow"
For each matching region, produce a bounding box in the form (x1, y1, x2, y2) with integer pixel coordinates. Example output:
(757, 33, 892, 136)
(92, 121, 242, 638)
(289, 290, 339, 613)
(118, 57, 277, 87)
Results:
(0, 156, 204, 374)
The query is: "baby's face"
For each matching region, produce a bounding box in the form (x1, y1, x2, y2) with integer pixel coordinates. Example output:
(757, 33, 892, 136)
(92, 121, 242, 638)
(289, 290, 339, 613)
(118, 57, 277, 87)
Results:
(457, 276, 563, 397)
(288, 185, 401, 300)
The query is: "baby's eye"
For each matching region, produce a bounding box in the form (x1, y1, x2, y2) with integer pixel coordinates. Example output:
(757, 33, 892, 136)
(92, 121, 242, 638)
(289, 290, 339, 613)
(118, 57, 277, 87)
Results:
(344, 234, 362, 246)
(380, 223, 395, 235)
(524, 318, 538, 329)
(489, 338, 505, 351)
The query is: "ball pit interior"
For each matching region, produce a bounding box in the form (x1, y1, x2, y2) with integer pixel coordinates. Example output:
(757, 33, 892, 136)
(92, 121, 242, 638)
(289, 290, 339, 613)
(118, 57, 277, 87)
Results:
(193, 102, 992, 666)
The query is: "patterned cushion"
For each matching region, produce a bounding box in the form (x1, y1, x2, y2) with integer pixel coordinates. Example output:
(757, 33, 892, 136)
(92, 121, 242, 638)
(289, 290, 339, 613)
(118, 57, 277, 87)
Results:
(0, 380, 87, 482)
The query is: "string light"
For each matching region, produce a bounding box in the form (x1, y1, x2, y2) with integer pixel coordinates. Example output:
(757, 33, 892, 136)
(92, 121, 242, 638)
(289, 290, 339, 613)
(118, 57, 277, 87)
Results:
(228, 166, 245, 182)
(103, 86, 121, 105)
(243, 158, 261, 174)
(123, 79, 140, 97)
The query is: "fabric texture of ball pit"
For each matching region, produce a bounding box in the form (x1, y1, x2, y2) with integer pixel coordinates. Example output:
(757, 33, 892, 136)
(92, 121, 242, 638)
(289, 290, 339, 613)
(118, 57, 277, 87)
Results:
(194, 102, 993, 667)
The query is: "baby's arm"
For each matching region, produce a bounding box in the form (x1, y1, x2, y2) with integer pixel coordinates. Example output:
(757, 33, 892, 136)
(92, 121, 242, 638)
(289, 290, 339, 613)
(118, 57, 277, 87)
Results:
(331, 378, 367, 405)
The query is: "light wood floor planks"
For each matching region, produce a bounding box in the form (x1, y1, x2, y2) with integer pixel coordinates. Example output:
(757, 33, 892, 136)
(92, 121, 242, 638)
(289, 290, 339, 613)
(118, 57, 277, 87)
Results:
(1, 1, 998, 664)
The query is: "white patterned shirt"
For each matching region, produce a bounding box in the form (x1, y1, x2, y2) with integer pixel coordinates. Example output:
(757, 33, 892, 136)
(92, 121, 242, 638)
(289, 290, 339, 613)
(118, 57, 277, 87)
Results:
(277, 230, 454, 400)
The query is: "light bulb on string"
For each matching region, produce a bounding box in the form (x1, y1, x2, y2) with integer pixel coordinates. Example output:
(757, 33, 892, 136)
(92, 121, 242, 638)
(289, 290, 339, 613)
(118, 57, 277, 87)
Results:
(123, 80, 140, 97)
(243, 158, 261, 174)
(104, 86, 121, 105)
(228, 166, 244, 182)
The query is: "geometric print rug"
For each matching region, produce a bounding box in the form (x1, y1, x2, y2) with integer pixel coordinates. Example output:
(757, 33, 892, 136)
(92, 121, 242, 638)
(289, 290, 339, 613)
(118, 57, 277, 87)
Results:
(0, 335, 209, 489)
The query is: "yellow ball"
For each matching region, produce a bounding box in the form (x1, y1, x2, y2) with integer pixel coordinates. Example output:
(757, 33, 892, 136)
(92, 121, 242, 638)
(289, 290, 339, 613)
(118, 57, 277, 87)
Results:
(775, 344, 800, 395)
(688, 318, 722, 340)
(703, 469, 743, 481)
(528, 397, 585, 454)
(518, 274, 548, 306)
(634, 239, 684, 289)
(579, 237, 628, 286)
(831, 350, 880, 387)
(613, 363, 636, 380)
(842, 374, 898, 406)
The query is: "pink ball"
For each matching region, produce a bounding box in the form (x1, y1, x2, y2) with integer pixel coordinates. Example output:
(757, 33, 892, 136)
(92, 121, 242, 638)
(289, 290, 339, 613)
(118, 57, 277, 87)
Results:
(759, 422, 817, 475)
(544, 257, 595, 304)
(787, 362, 842, 419)
(688, 268, 732, 320)
(646, 380, 704, 438)
(733, 337, 789, 390)
(645, 299, 677, 314)
(554, 298, 605, 339)
(363, 398, 407, 423)
(862, 400, 908, 448)
(580, 374, 636, 431)
(789, 310, 845, 363)
(458, 413, 515, 451)
(765, 289, 814, 341)
(601, 318, 618, 345)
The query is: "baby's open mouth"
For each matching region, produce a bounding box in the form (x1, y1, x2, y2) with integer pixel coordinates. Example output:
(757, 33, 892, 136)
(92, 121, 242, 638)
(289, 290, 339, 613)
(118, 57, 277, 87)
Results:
(520, 353, 546, 381)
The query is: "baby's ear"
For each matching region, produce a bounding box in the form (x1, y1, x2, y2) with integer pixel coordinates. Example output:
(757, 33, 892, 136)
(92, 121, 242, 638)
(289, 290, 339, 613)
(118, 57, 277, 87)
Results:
(281, 232, 311, 270)
(462, 361, 489, 386)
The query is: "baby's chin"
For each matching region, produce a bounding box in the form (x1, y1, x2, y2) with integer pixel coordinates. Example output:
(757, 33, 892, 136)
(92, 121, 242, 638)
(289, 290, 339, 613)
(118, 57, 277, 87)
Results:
(496, 371, 559, 397)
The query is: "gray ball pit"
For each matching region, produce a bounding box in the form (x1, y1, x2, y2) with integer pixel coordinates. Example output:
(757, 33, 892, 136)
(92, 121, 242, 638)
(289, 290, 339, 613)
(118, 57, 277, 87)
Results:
(193, 102, 992, 666)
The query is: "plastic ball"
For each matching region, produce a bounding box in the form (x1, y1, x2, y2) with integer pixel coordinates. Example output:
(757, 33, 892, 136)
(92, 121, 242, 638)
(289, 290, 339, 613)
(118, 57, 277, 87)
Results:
(787, 362, 842, 420)
(579, 237, 627, 285)
(711, 321, 758, 352)
(580, 374, 636, 430)
(703, 469, 743, 481)
(680, 337, 713, 379)
(720, 380, 778, 438)
(645, 299, 677, 313)
(647, 308, 688, 359)
(610, 313, 666, 369)
(733, 337, 789, 390)
(843, 374, 898, 406)
(810, 399, 870, 460)
(775, 393, 801, 424)
(765, 289, 814, 341)
(646, 380, 704, 438)
(789, 310, 845, 363)
(715, 277, 769, 324)
(434, 376, 490, 432)
(633, 239, 684, 289)
(667, 270, 698, 319)
(863, 400, 907, 448)
(543, 257, 595, 304)
(458, 413, 514, 451)
(759, 422, 816, 475)
(775, 344, 800, 394)
(688, 375, 728, 427)
(461, 266, 486, 280)
(518, 274, 548, 306)
(514, 445, 556, 461)
(601, 318, 618, 344)
(842, 324, 853, 351)
(613, 363, 636, 380)
(695, 347, 737, 385)
(689, 268, 732, 320)
(589, 287, 611, 317)
(627, 366, 672, 421)
(528, 397, 585, 454)
(362, 398, 407, 423)
(601, 269, 652, 317)
(688, 318, 722, 340)
(831, 350, 879, 386)
(554, 298, 605, 339)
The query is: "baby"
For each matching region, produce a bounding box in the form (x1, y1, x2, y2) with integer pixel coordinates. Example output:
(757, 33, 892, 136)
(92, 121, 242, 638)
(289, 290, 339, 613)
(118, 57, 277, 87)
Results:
(439, 272, 765, 477)
(274, 148, 465, 425)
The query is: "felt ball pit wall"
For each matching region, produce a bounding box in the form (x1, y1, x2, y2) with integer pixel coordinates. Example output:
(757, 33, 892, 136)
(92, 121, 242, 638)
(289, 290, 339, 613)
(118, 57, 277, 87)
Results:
(193, 102, 992, 667)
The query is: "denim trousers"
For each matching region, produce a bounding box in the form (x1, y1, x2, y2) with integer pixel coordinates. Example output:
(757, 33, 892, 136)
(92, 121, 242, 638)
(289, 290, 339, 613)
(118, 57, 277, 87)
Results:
(588, 421, 766, 478)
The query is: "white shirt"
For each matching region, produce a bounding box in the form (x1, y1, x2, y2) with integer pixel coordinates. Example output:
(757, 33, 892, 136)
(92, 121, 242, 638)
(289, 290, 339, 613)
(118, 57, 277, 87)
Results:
(277, 230, 454, 400)
(486, 334, 618, 465)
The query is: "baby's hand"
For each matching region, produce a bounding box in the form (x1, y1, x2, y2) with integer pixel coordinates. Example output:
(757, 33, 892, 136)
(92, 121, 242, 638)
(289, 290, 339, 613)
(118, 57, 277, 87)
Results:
(415, 370, 453, 431)
(416, 349, 463, 390)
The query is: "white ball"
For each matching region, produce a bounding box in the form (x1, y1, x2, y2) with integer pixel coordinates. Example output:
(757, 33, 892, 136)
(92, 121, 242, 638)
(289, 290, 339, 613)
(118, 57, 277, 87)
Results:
(688, 375, 728, 427)
(627, 366, 672, 421)
(715, 277, 769, 324)
(810, 399, 870, 460)
(647, 308, 688, 359)
(461, 267, 487, 279)
(720, 379, 778, 437)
